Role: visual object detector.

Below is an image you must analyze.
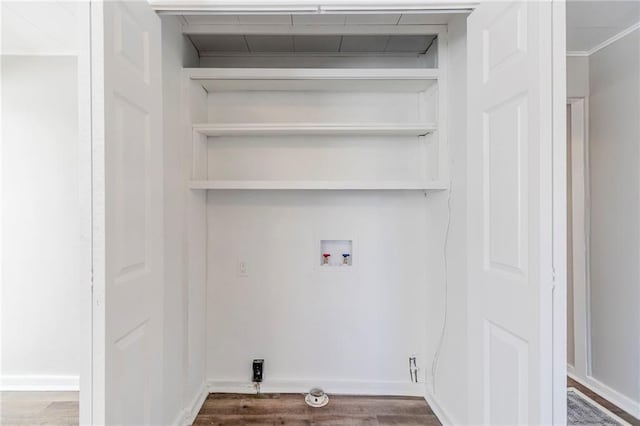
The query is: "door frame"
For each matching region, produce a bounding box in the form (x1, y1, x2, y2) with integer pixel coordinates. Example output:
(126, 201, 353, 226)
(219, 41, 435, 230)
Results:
(566, 97, 591, 382)
(84, 1, 570, 424)
(552, 1, 568, 423)
(77, 2, 94, 424)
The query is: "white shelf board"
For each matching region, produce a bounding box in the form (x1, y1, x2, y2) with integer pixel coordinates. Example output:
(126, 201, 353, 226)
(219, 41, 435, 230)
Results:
(189, 180, 448, 190)
(193, 123, 437, 137)
(186, 68, 438, 92)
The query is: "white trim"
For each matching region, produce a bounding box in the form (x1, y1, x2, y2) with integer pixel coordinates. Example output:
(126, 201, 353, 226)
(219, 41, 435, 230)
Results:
(424, 389, 455, 426)
(567, 21, 640, 57)
(192, 123, 437, 136)
(206, 379, 425, 397)
(0, 375, 80, 391)
(189, 179, 447, 190)
(0, 51, 81, 56)
(181, 382, 208, 426)
(149, 1, 478, 14)
(77, 2, 93, 424)
(567, 97, 590, 381)
(551, 1, 568, 423)
(568, 387, 632, 425)
(183, 23, 446, 35)
(568, 372, 640, 420)
(170, 410, 184, 426)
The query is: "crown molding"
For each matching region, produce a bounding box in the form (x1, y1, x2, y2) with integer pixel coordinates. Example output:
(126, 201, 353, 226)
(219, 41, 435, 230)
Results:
(567, 21, 640, 57)
(566, 51, 589, 57)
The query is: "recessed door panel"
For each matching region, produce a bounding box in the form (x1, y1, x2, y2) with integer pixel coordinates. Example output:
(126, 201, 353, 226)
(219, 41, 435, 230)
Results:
(483, 94, 528, 274)
(484, 321, 529, 425)
(483, 3, 527, 83)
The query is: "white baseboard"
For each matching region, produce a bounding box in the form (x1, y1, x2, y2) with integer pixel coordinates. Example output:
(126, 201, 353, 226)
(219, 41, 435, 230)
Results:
(424, 388, 455, 426)
(207, 379, 425, 397)
(181, 382, 208, 426)
(568, 372, 640, 420)
(0, 375, 79, 391)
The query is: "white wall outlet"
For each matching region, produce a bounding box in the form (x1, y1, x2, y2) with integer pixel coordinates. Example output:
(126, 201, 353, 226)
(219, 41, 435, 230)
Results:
(238, 259, 249, 277)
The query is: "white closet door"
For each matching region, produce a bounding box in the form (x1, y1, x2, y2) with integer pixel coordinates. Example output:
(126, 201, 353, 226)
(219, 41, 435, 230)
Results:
(467, 2, 557, 425)
(91, 1, 163, 424)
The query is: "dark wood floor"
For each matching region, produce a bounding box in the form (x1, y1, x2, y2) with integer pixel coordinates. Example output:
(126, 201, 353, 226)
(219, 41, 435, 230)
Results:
(568, 377, 640, 426)
(193, 393, 440, 426)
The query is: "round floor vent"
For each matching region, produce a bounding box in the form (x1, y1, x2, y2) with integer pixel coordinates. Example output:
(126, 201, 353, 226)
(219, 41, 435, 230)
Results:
(305, 388, 329, 408)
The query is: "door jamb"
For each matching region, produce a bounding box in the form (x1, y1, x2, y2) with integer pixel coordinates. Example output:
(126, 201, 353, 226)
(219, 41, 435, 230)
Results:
(552, 1, 568, 423)
(566, 97, 591, 382)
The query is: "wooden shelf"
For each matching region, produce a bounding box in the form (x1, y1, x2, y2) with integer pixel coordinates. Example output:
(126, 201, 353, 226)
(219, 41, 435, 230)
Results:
(189, 180, 448, 191)
(186, 68, 438, 92)
(193, 123, 437, 137)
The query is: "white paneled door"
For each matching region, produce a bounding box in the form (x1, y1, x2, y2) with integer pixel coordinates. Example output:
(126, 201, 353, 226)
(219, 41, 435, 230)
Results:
(91, 1, 163, 424)
(467, 1, 560, 425)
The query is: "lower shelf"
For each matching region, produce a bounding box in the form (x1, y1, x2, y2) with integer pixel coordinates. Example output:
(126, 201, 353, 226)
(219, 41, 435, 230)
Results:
(189, 180, 447, 190)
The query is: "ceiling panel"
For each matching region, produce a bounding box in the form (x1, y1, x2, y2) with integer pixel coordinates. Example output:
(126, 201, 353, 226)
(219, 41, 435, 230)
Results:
(190, 33, 436, 54)
(340, 35, 389, 52)
(397, 13, 459, 25)
(293, 36, 341, 52)
(345, 13, 401, 25)
(237, 14, 291, 25)
(183, 14, 240, 25)
(180, 12, 463, 27)
(292, 14, 346, 25)
(385, 35, 435, 53)
(245, 35, 294, 52)
(189, 34, 248, 52)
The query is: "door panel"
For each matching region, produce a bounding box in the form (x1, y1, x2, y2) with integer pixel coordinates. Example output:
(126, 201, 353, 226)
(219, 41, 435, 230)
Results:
(468, 2, 555, 424)
(93, 1, 163, 424)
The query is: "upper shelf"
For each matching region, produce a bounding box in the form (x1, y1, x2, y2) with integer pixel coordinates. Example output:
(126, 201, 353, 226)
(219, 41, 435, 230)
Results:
(186, 68, 439, 92)
(193, 123, 437, 137)
(189, 180, 448, 191)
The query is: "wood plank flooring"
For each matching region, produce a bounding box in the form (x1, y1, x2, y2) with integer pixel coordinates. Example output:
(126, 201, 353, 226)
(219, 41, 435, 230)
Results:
(0, 391, 79, 426)
(193, 394, 440, 426)
(568, 377, 640, 426)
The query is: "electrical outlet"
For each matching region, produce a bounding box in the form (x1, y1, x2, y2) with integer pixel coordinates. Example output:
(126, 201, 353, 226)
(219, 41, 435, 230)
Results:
(252, 359, 264, 383)
(238, 259, 249, 277)
(409, 355, 419, 383)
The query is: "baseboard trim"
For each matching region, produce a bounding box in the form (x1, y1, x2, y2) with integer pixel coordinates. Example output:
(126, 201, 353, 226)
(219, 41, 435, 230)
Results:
(181, 382, 208, 426)
(0, 375, 79, 391)
(568, 372, 640, 420)
(207, 379, 425, 397)
(424, 388, 455, 426)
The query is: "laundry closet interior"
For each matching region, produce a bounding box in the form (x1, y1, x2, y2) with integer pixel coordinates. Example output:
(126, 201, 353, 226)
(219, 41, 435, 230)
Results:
(159, 7, 469, 399)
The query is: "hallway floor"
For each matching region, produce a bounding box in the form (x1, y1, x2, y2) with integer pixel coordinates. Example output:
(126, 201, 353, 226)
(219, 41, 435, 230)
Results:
(568, 378, 639, 426)
(0, 391, 78, 425)
(193, 393, 440, 425)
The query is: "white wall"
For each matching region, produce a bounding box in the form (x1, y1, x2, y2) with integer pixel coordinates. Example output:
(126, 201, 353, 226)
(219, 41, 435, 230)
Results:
(567, 56, 589, 98)
(587, 29, 640, 408)
(160, 15, 199, 425)
(200, 49, 443, 394)
(206, 191, 429, 394)
(424, 14, 468, 425)
(1, 55, 82, 390)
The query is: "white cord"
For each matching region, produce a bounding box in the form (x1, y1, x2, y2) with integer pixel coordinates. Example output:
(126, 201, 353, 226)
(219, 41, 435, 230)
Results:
(430, 175, 453, 394)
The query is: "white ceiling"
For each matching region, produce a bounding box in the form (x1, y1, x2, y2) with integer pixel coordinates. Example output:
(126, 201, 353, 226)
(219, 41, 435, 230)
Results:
(184, 12, 452, 54)
(567, 0, 640, 52)
(188, 34, 437, 54)
(181, 12, 459, 26)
